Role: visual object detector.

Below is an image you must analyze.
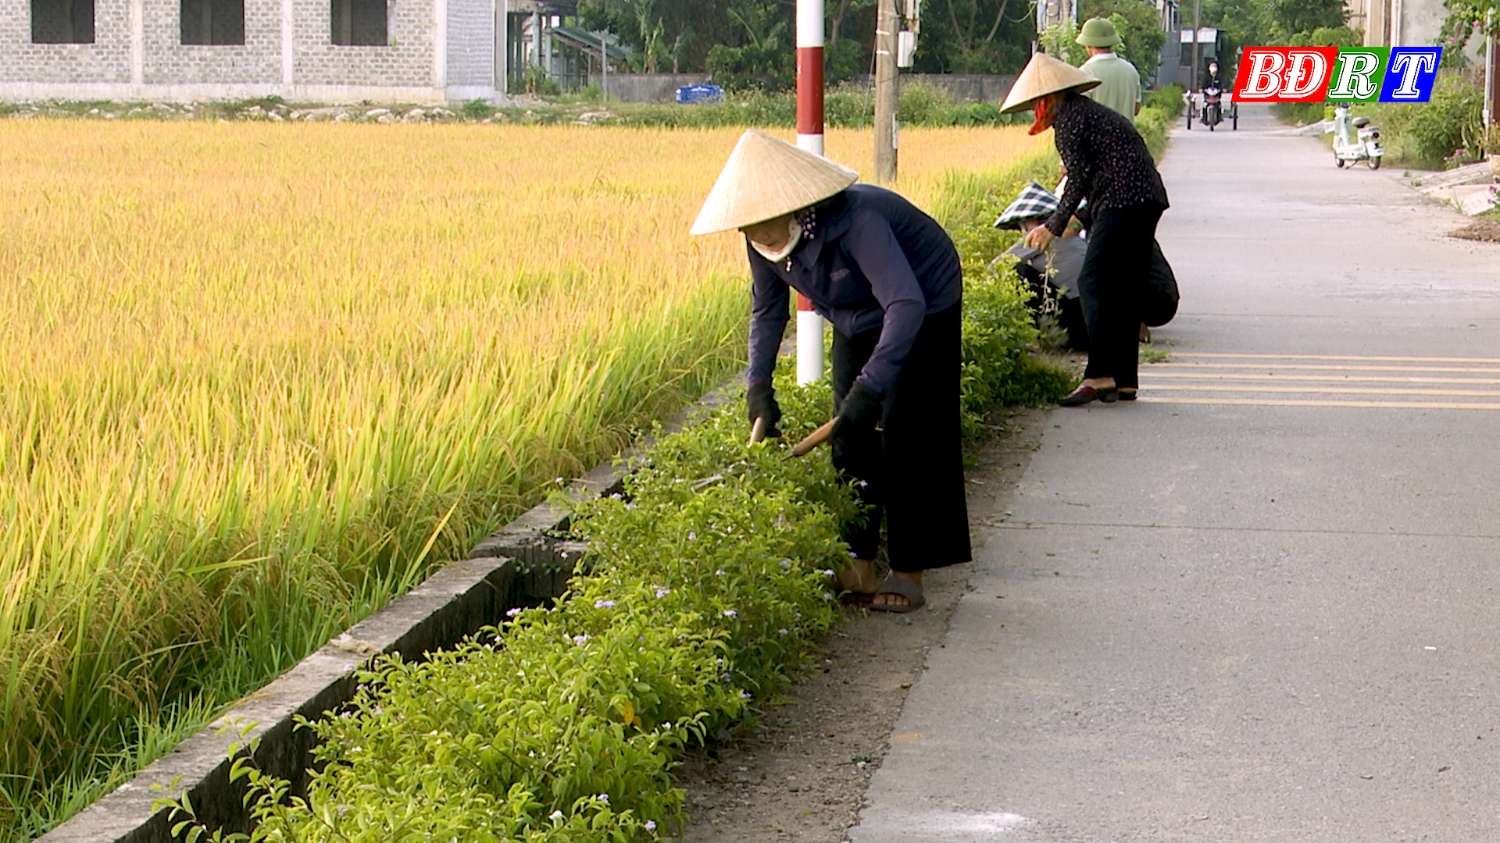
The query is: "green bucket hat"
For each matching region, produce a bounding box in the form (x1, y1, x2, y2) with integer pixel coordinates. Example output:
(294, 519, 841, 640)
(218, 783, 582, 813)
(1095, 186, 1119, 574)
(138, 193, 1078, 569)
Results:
(1076, 17, 1122, 48)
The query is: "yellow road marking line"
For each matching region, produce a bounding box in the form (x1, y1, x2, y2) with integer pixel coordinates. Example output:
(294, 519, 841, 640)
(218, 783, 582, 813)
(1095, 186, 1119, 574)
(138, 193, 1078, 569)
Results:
(1168, 353, 1500, 364)
(1140, 384, 1500, 397)
(1155, 362, 1500, 374)
(1139, 397, 1500, 410)
(1143, 373, 1500, 385)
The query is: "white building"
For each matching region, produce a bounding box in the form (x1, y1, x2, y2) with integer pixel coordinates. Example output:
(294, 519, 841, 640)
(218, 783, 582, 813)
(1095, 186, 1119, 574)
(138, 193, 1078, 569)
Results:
(1, 0, 614, 103)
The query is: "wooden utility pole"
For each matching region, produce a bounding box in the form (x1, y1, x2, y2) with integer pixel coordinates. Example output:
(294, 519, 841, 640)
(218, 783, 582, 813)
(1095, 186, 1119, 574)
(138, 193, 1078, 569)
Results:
(874, 0, 899, 183)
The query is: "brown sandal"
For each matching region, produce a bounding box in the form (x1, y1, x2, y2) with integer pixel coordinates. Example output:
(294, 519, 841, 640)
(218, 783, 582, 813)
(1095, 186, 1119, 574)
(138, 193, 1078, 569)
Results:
(869, 576, 926, 613)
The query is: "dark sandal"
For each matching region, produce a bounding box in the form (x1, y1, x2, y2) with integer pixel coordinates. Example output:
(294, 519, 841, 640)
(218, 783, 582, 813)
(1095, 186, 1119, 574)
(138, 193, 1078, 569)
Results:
(869, 576, 926, 613)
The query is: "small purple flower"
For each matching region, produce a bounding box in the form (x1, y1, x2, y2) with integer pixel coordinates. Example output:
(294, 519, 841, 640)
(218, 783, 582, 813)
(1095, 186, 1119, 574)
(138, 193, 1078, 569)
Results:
(506, 607, 523, 617)
(741, 691, 752, 700)
(595, 599, 616, 609)
(778, 628, 789, 635)
(572, 634, 591, 647)
(723, 609, 737, 618)
(597, 793, 610, 805)
(779, 559, 791, 570)
(655, 587, 671, 598)
(823, 569, 835, 577)
(645, 820, 657, 832)
(688, 531, 697, 541)
(823, 592, 834, 601)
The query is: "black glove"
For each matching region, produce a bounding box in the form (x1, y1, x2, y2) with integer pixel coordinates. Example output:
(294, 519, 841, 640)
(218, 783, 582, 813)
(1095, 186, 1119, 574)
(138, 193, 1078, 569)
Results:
(746, 381, 782, 438)
(833, 381, 883, 438)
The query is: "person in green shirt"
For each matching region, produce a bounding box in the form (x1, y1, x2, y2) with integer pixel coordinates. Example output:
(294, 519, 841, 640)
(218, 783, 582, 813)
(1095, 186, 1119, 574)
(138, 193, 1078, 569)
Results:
(1076, 18, 1140, 119)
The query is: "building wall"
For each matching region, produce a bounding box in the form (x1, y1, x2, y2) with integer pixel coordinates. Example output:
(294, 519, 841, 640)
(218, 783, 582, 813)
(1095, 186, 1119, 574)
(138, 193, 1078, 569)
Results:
(293, 0, 433, 88)
(143, 0, 282, 85)
(0, 0, 501, 101)
(445, 0, 494, 90)
(0, 0, 133, 84)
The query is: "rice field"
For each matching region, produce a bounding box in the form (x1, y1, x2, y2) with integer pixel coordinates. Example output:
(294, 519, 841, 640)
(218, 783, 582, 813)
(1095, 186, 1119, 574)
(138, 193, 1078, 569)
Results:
(0, 118, 1047, 840)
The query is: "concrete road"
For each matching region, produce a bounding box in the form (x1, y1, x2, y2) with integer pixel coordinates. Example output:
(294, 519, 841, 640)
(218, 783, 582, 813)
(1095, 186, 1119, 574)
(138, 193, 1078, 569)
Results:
(852, 104, 1500, 842)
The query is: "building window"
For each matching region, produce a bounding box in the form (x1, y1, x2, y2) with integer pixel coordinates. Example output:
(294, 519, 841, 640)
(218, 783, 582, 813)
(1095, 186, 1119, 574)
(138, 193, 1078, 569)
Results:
(32, 0, 95, 43)
(331, 0, 387, 46)
(181, 0, 246, 45)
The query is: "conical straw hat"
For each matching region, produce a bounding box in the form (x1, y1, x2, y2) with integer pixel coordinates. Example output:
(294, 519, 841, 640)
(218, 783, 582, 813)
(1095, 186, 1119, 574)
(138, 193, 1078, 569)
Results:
(1000, 52, 1102, 114)
(690, 130, 859, 236)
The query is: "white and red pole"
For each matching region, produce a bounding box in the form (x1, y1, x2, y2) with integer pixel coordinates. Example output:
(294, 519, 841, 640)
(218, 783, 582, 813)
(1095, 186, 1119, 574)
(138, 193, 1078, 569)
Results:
(795, 0, 826, 386)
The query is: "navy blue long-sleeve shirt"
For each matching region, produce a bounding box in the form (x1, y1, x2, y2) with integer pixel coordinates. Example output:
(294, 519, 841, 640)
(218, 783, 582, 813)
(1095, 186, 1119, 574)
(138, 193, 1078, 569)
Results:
(746, 184, 962, 395)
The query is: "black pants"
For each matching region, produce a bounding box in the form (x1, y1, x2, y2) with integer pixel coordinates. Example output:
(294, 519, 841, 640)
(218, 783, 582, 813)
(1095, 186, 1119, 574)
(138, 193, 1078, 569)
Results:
(1077, 203, 1164, 390)
(830, 303, 971, 573)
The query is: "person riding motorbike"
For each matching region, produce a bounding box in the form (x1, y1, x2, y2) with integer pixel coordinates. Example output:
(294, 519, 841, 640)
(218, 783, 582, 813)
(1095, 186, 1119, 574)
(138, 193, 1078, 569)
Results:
(1197, 59, 1226, 126)
(1199, 59, 1224, 93)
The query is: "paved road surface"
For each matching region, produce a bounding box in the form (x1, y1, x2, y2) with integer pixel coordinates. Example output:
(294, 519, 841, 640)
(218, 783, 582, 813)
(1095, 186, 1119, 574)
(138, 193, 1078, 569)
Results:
(852, 104, 1500, 841)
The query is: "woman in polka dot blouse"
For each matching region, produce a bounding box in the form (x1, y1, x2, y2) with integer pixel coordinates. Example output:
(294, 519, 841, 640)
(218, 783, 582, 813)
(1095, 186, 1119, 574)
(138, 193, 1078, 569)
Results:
(1004, 53, 1170, 405)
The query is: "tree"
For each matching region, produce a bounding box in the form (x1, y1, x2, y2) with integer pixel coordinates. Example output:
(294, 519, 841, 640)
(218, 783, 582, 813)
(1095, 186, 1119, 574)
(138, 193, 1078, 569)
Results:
(703, 0, 796, 90)
(1263, 0, 1346, 41)
(826, 0, 876, 83)
(908, 0, 1035, 73)
(1439, 0, 1500, 54)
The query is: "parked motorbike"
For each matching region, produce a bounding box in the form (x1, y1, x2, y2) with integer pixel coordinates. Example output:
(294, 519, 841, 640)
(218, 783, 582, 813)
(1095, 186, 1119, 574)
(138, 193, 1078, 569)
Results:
(1331, 103, 1383, 169)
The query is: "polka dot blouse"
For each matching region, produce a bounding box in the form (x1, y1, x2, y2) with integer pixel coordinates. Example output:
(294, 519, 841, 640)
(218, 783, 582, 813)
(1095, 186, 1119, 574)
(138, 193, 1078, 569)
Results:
(1045, 94, 1170, 237)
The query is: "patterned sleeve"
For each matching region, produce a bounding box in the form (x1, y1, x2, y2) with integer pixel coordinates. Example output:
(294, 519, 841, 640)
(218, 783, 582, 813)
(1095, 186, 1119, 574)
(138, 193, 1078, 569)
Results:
(1046, 113, 1090, 236)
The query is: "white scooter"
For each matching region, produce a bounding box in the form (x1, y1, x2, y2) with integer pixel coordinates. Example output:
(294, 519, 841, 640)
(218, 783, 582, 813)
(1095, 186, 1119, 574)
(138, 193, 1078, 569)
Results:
(1330, 103, 1383, 170)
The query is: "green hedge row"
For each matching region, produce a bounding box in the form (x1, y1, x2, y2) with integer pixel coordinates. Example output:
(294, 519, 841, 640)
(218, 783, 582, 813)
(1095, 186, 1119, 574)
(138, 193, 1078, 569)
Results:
(500, 82, 1030, 129)
(164, 163, 1070, 843)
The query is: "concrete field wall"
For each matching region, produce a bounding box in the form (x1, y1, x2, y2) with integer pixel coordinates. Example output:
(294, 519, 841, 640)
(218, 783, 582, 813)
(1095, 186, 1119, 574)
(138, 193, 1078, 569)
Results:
(586, 73, 1019, 105)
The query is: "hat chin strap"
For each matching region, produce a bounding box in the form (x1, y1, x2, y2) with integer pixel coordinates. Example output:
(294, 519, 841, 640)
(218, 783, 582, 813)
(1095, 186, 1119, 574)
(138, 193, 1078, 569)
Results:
(749, 217, 802, 263)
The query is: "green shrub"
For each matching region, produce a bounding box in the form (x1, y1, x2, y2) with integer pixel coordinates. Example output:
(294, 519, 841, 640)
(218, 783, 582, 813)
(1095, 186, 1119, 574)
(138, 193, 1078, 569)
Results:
(1134, 106, 1171, 160)
(897, 80, 959, 126)
(161, 158, 1071, 843)
(1404, 75, 1485, 166)
(1143, 84, 1186, 119)
(606, 83, 1022, 130)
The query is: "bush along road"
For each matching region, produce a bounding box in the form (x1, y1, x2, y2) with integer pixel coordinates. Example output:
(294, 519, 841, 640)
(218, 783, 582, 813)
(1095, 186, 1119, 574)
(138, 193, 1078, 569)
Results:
(160, 151, 1078, 843)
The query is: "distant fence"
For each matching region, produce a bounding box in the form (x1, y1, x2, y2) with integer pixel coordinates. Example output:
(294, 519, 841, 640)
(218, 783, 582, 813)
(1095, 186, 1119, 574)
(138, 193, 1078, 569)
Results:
(585, 73, 1018, 104)
(587, 73, 711, 103)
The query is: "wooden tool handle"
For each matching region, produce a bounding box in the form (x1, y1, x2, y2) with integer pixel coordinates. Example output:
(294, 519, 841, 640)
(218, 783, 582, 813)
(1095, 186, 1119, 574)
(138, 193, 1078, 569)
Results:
(791, 418, 838, 458)
(748, 416, 767, 446)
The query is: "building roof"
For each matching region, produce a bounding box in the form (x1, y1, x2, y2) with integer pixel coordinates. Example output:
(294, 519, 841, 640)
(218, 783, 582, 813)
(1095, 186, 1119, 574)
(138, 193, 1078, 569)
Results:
(552, 26, 632, 63)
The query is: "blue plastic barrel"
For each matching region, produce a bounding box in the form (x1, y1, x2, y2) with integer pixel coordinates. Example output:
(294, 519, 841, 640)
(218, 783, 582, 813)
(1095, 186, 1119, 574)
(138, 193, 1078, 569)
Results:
(675, 84, 724, 105)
